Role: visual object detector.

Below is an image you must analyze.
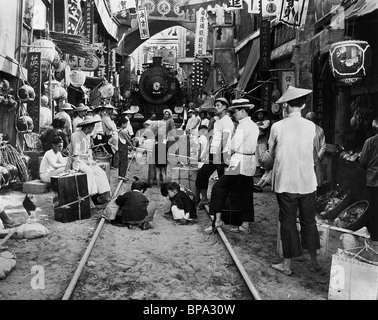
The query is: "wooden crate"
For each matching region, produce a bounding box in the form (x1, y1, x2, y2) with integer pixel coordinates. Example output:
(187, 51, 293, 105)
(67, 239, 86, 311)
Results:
(171, 166, 198, 196)
(50, 173, 91, 223)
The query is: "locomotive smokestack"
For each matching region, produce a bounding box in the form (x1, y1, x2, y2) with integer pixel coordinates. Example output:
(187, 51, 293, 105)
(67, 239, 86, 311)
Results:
(152, 56, 162, 67)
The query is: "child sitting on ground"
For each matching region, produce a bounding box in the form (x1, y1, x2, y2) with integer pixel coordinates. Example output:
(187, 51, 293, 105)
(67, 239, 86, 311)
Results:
(165, 182, 197, 224)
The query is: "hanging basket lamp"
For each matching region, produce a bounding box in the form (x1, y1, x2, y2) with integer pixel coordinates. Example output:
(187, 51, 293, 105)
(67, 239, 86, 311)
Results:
(17, 84, 36, 102)
(329, 40, 371, 85)
(30, 39, 56, 63)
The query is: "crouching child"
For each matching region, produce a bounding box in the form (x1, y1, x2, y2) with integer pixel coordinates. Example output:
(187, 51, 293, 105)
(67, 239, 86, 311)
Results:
(111, 177, 156, 230)
(166, 182, 197, 225)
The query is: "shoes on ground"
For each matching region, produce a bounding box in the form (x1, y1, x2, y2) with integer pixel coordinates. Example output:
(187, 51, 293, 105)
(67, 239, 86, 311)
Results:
(253, 184, 263, 193)
(229, 225, 251, 235)
(271, 263, 292, 276)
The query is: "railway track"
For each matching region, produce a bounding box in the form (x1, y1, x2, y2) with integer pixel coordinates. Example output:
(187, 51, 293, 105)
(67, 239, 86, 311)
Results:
(60, 176, 262, 300)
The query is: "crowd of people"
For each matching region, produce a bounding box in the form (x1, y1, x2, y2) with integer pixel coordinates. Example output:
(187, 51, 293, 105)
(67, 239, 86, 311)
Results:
(3, 85, 377, 276)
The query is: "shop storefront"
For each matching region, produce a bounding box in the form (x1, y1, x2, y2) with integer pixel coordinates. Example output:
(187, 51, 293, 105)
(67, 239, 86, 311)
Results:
(312, 0, 378, 203)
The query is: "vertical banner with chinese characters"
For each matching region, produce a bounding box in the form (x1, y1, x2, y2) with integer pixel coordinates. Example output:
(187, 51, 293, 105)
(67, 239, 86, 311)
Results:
(278, 0, 309, 28)
(281, 71, 295, 92)
(137, 8, 150, 40)
(194, 8, 208, 56)
(261, 82, 273, 111)
(26, 52, 41, 133)
(260, 19, 271, 72)
(83, 0, 94, 43)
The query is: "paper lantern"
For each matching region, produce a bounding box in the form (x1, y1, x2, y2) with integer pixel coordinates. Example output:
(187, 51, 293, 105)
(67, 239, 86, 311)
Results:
(17, 84, 36, 102)
(99, 83, 114, 98)
(70, 69, 86, 87)
(329, 40, 371, 85)
(30, 39, 56, 63)
(16, 116, 34, 133)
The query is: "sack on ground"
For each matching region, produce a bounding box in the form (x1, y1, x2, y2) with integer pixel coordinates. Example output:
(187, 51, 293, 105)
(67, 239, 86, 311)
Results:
(0, 251, 16, 280)
(102, 198, 120, 221)
(12, 223, 49, 239)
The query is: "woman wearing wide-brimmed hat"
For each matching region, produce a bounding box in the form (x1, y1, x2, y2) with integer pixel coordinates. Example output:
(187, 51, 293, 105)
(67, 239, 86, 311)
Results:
(67, 116, 112, 205)
(72, 103, 89, 131)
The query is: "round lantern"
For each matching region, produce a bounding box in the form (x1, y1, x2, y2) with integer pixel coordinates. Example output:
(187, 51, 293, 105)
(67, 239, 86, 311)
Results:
(30, 39, 56, 63)
(16, 115, 34, 133)
(329, 40, 371, 85)
(17, 84, 36, 102)
(99, 83, 114, 98)
(70, 69, 86, 87)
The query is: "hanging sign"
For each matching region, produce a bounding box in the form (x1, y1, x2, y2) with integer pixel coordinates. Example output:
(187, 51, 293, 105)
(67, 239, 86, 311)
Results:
(194, 8, 208, 56)
(68, 55, 100, 71)
(26, 52, 41, 133)
(137, 8, 150, 39)
(329, 40, 371, 85)
(83, 0, 94, 43)
(261, 0, 280, 18)
(260, 19, 271, 71)
(278, 0, 309, 28)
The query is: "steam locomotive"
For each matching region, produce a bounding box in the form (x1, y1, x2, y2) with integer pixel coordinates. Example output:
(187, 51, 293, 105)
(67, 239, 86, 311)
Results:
(132, 56, 184, 127)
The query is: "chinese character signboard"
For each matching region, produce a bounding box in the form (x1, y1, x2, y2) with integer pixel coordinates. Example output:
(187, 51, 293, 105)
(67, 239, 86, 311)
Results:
(67, 0, 82, 35)
(281, 71, 295, 92)
(137, 8, 150, 40)
(27, 52, 41, 133)
(194, 8, 208, 56)
(83, 0, 94, 43)
(261, 82, 273, 111)
(278, 0, 309, 28)
(260, 19, 271, 71)
(68, 55, 100, 72)
(226, 0, 243, 10)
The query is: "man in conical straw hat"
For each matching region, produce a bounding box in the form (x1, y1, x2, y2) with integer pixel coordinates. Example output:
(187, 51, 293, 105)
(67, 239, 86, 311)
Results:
(266, 85, 322, 275)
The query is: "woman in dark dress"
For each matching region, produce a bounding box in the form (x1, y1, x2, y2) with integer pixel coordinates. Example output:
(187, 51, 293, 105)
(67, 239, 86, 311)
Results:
(40, 118, 69, 155)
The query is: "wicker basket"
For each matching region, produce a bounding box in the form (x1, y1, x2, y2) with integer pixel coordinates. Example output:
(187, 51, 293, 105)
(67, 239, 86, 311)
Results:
(92, 145, 112, 164)
(334, 200, 369, 230)
(317, 189, 351, 220)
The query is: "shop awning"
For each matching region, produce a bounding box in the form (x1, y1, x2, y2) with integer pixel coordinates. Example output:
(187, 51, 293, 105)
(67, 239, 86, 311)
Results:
(344, 0, 378, 19)
(94, 0, 122, 41)
(235, 37, 260, 93)
(270, 39, 296, 61)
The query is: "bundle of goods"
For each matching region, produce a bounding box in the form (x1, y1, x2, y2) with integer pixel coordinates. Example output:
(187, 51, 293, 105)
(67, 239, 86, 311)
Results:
(0, 142, 30, 182)
(316, 188, 351, 220)
(334, 200, 369, 230)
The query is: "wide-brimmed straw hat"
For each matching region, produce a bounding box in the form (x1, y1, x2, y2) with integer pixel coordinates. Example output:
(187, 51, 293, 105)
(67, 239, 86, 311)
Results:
(61, 102, 74, 110)
(76, 116, 101, 128)
(254, 108, 267, 115)
(75, 103, 89, 112)
(163, 109, 173, 117)
(229, 98, 255, 110)
(214, 97, 230, 108)
(276, 85, 312, 104)
(103, 103, 115, 109)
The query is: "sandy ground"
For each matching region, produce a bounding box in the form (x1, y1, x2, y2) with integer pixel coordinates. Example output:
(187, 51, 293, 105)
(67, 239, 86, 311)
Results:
(0, 159, 344, 301)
